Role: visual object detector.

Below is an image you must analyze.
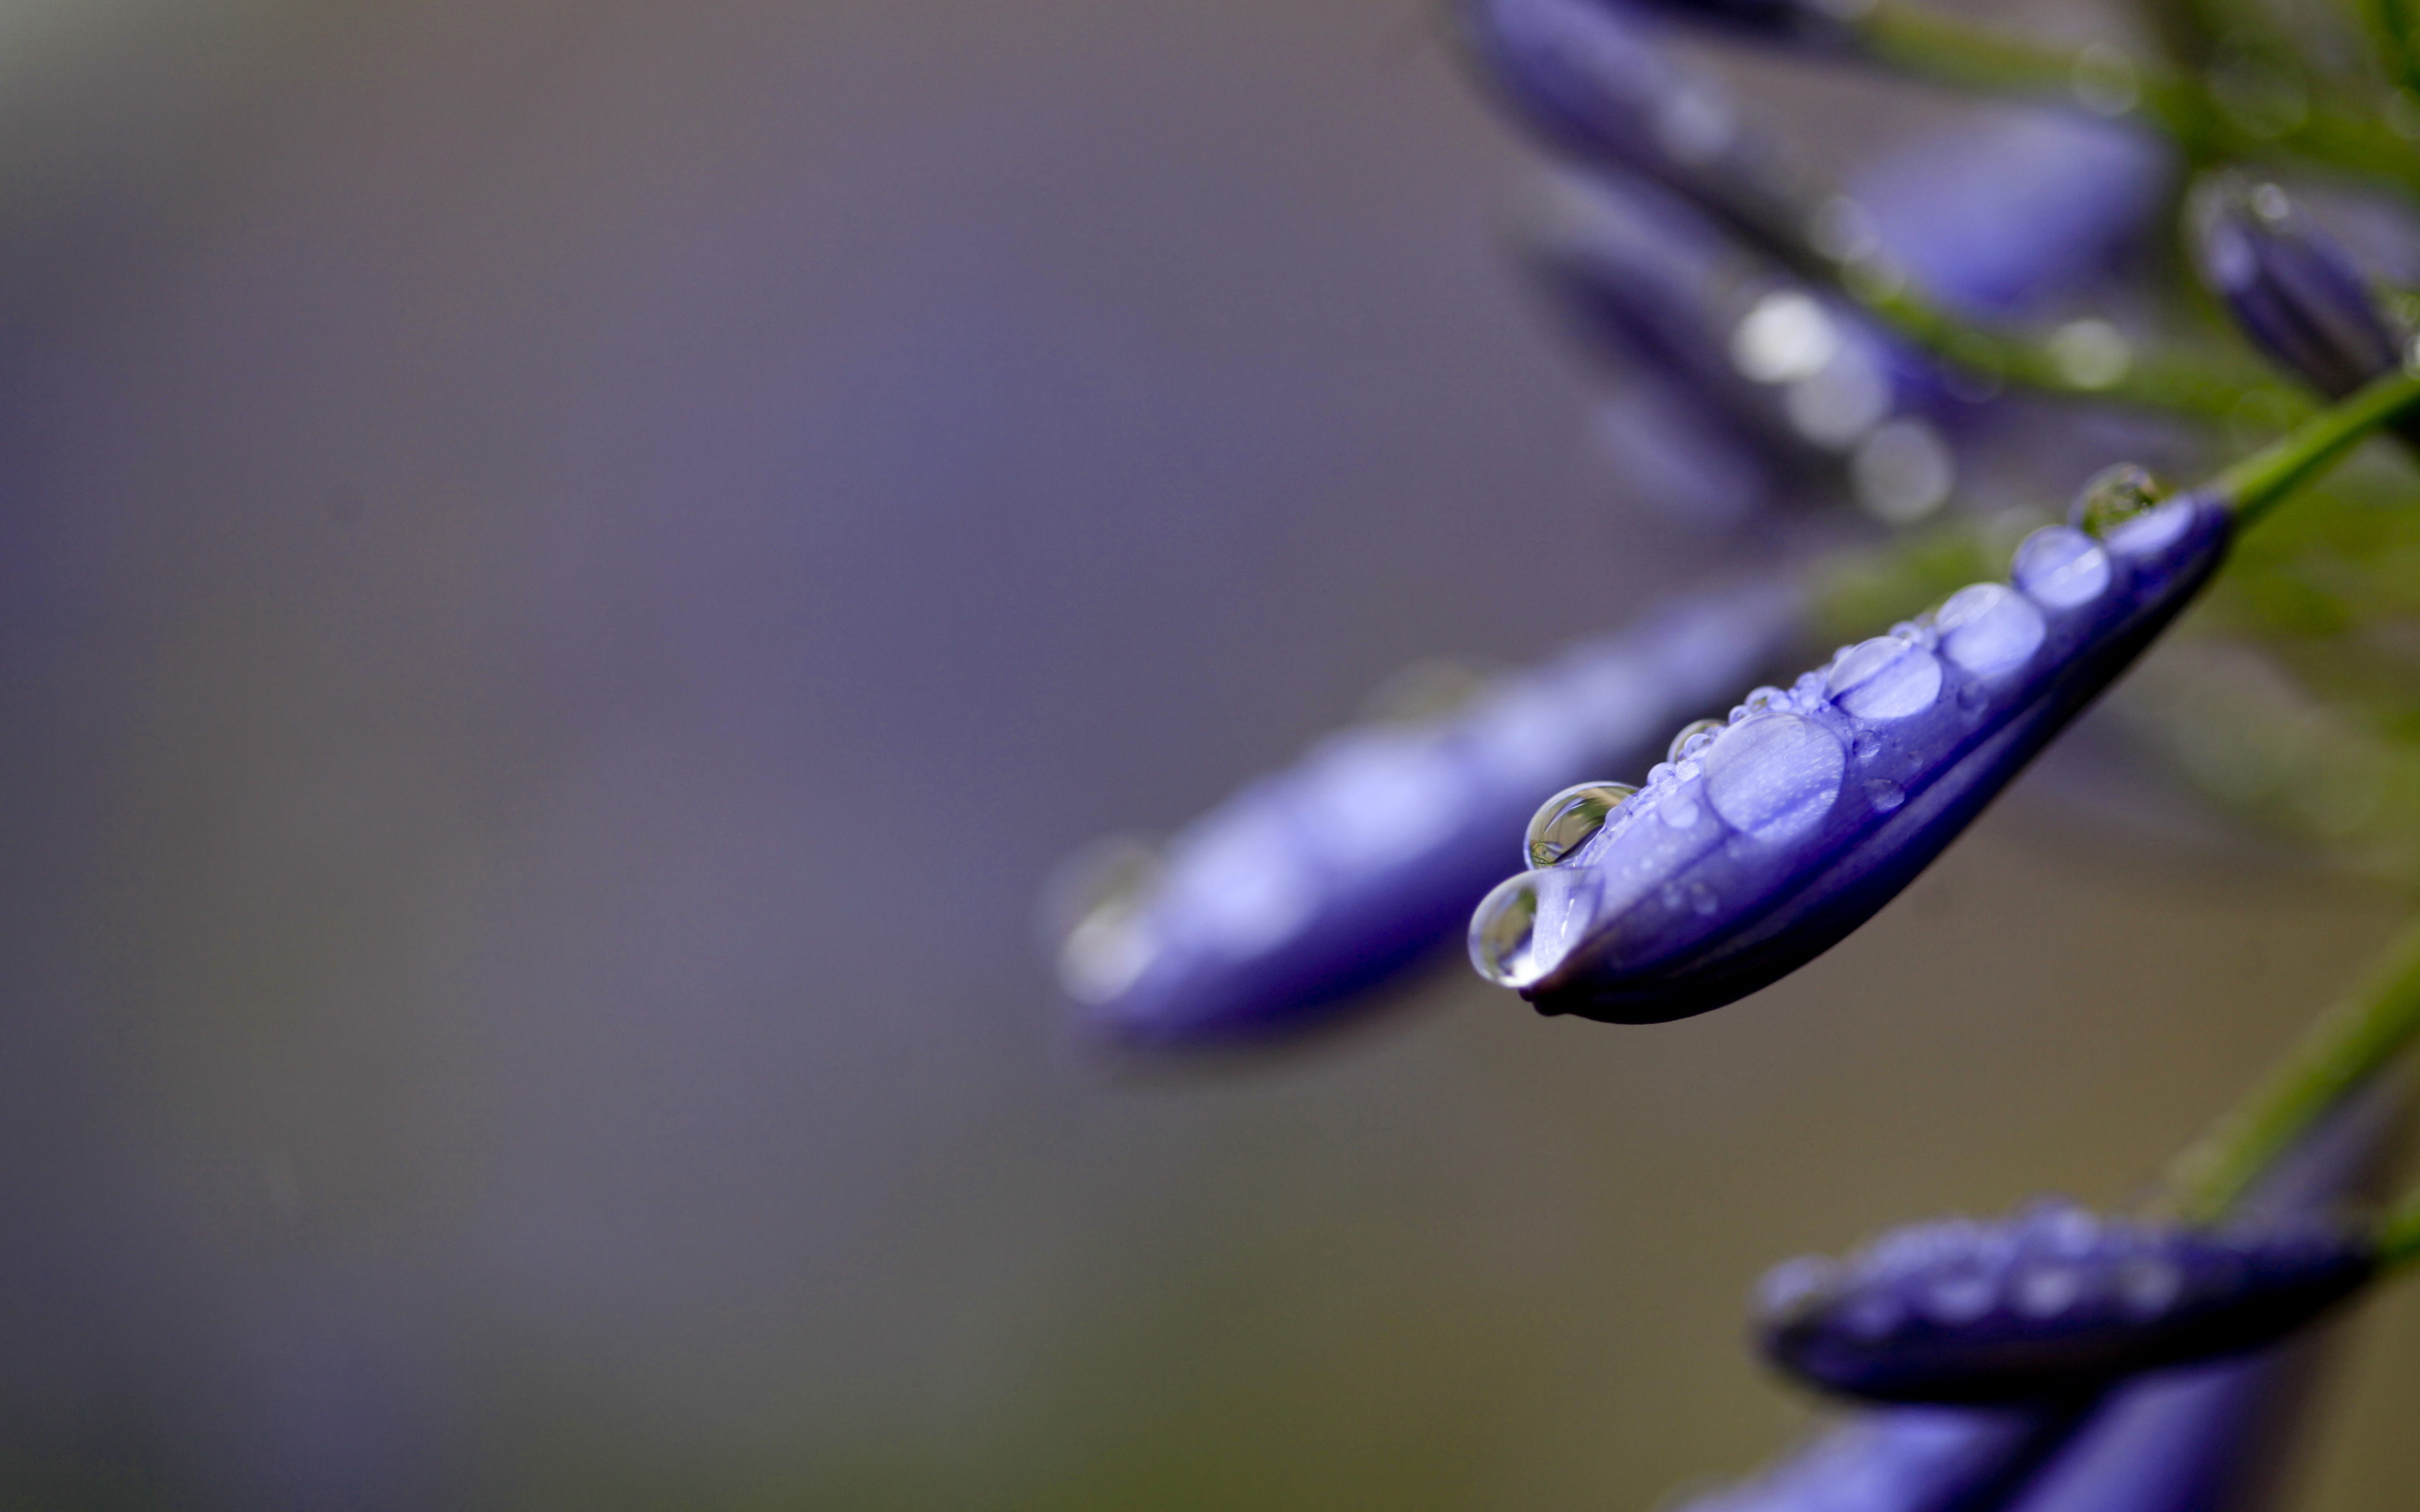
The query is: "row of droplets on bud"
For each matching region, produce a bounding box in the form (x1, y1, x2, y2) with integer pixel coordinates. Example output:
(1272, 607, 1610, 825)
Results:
(1475, 474, 2189, 990)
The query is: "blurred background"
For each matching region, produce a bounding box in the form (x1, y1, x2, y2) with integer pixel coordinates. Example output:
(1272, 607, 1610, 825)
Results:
(1, 0, 2417, 1506)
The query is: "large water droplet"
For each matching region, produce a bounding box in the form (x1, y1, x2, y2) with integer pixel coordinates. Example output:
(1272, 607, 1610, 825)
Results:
(1702, 714, 1847, 840)
(1668, 717, 1726, 764)
(1525, 782, 1637, 868)
(1470, 866, 1602, 988)
(2012, 525, 2112, 610)
(1865, 779, 1906, 812)
(1827, 636, 1944, 720)
(2105, 496, 2194, 559)
(1936, 582, 2047, 680)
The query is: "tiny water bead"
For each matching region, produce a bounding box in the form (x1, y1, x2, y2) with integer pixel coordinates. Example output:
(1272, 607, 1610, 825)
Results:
(1825, 634, 1943, 720)
(1669, 716, 1727, 762)
(2010, 524, 2112, 610)
(1702, 713, 1847, 839)
(1934, 583, 2046, 680)
(1526, 781, 1639, 866)
(1470, 866, 1602, 987)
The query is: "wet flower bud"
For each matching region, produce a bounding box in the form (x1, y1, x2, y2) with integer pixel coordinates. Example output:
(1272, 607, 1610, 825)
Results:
(1756, 1201, 2377, 1404)
(1055, 580, 1800, 1051)
(1469, 489, 2231, 1022)
(2189, 177, 2405, 403)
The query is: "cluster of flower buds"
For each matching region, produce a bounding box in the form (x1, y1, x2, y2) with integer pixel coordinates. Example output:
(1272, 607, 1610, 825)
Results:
(1052, 581, 1800, 1051)
(1754, 1200, 2377, 1404)
(1469, 472, 2229, 1022)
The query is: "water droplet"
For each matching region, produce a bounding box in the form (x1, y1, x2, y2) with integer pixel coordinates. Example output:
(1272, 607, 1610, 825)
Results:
(1702, 714, 1846, 840)
(1470, 867, 1603, 988)
(1046, 840, 1166, 1005)
(1937, 582, 2047, 680)
(1865, 779, 1905, 812)
(1734, 686, 1787, 722)
(2049, 318, 2131, 389)
(2106, 496, 2194, 559)
(1687, 880, 1720, 915)
(1853, 730, 1881, 760)
(2071, 462, 2165, 536)
(1827, 636, 1944, 720)
(1060, 909, 1160, 1005)
(1525, 782, 1638, 868)
(1661, 789, 1703, 828)
(1646, 762, 1678, 787)
(1668, 717, 1726, 764)
(1785, 343, 1891, 447)
(1922, 1268, 1998, 1325)
(2012, 525, 2112, 610)
(1957, 682, 1988, 711)
(1842, 1292, 1906, 1341)
(2116, 1257, 2182, 1318)
(1852, 418, 1954, 524)
(1731, 290, 1840, 383)
(2013, 1264, 2083, 1319)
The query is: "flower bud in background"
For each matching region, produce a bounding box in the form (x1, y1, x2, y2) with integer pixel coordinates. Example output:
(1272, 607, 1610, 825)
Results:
(1848, 110, 2171, 319)
(2190, 176, 2407, 404)
(1610, 0, 1861, 50)
(1053, 580, 1802, 1053)
(1754, 1201, 2376, 1404)
(1525, 172, 1963, 525)
(1470, 484, 2232, 1022)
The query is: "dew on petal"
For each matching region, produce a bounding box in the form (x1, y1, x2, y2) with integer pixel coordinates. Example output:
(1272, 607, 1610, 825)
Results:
(2116, 1257, 2184, 1318)
(1865, 778, 1906, 812)
(1702, 714, 1847, 840)
(1668, 716, 1727, 763)
(2012, 1263, 2085, 1319)
(1827, 636, 1944, 720)
(1525, 781, 1639, 868)
(1936, 582, 2048, 679)
(1759, 1256, 1840, 1315)
(2012, 524, 2113, 610)
(1922, 1269, 1998, 1325)
(2105, 496, 2194, 559)
(1470, 866, 1603, 988)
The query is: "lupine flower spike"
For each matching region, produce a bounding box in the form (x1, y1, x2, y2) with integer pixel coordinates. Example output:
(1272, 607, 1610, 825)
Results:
(1754, 1200, 2378, 1404)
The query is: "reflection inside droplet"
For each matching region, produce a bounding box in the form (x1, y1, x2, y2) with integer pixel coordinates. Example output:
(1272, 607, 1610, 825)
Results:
(1828, 636, 1944, 720)
(2105, 496, 2194, 559)
(2012, 525, 2113, 609)
(1470, 867, 1602, 988)
(1937, 582, 2047, 679)
(1668, 717, 1726, 764)
(1525, 781, 1638, 868)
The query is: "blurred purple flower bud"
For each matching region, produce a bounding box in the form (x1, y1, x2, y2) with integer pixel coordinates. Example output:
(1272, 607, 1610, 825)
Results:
(1053, 580, 1801, 1052)
(1459, 0, 1807, 262)
(1470, 490, 2230, 1022)
(1756, 1200, 2375, 1404)
(1527, 173, 1964, 522)
(1849, 110, 2172, 318)
(1671, 1407, 2090, 1512)
(2190, 177, 2405, 403)
(1611, 0, 1858, 48)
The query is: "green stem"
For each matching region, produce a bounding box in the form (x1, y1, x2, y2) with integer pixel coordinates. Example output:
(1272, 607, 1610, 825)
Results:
(2215, 367, 2420, 525)
(2167, 917, 2420, 1223)
(2377, 1184, 2420, 1268)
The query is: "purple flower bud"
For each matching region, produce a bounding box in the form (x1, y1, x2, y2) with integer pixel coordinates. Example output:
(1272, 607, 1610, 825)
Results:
(1055, 581, 1801, 1051)
(2189, 177, 2404, 403)
(1756, 1200, 2377, 1404)
(1470, 490, 2231, 1022)
(1848, 110, 2171, 318)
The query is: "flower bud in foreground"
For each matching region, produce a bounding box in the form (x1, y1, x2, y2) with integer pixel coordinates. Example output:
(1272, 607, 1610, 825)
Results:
(1755, 1201, 2377, 1404)
(1469, 488, 2231, 1022)
(1054, 580, 1801, 1052)
(2189, 177, 2405, 404)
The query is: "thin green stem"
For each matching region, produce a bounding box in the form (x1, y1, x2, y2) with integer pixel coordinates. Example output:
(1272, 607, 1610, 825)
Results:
(2376, 1183, 2420, 1268)
(2216, 367, 2420, 525)
(2167, 917, 2420, 1223)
